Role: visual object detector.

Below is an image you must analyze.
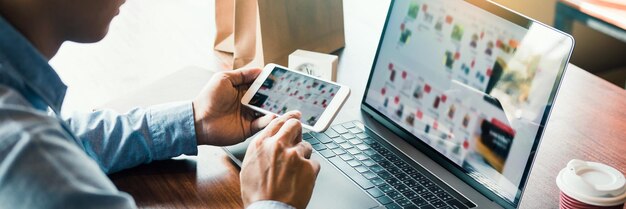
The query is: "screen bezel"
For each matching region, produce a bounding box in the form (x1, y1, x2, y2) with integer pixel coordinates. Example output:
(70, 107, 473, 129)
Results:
(241, 63, 351, 132)
(360, 0, 574, 208)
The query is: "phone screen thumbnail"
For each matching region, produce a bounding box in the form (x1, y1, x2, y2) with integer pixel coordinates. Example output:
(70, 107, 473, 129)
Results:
(250, 67, 340, 126)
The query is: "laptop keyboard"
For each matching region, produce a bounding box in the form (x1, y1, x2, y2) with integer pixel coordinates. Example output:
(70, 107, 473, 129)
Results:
(303, 121, 470, 209)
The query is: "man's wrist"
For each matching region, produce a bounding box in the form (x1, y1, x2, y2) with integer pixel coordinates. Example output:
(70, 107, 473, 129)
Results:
(147, 101, 198, 158)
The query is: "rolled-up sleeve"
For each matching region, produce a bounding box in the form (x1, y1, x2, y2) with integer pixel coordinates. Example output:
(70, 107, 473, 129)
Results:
(64, 101, 198, 174)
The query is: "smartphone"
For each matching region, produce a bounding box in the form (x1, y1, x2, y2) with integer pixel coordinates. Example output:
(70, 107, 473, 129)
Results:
(241, 63, 350, 132)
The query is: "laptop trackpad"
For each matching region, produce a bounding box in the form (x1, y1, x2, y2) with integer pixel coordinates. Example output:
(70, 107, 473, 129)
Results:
(307, 153, 379, 209)
(223, 141, 378, 209)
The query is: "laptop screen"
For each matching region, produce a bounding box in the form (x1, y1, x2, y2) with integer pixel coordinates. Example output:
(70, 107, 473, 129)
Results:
(363, 0, 573, 206)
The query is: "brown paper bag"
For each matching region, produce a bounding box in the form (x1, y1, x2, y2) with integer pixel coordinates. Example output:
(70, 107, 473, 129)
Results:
(214, 0, 345, 69)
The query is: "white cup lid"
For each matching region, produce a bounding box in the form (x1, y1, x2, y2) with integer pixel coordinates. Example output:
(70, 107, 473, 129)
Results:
(556, 159, 626, 206)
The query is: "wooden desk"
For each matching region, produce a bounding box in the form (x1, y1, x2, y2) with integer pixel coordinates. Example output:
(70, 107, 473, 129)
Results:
(106, 0, 626, 208)
(109, 64, 626, 209)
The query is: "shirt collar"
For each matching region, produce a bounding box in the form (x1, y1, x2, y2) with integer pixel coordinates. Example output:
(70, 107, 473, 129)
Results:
(0, 14, 67, 113)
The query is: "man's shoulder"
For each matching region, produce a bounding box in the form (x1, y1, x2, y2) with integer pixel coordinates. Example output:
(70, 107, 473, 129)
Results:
(0, 84, 64, 144)
(0, 84, 35, 110)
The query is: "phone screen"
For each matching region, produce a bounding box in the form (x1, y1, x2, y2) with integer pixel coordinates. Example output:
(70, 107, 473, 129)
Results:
(249, 66, 340, 126)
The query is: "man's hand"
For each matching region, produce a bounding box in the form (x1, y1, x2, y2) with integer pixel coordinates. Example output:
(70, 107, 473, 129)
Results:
(192, 68, 275, 146)
(240, 111, 321, 209)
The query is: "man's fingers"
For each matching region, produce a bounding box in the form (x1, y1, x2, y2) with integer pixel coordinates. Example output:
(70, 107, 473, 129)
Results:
(310, 160, 321, 176)
(292, 141, 313, 159)
(222, 68, 262, 86)
(274, 118, 302, 147)
(250, 114, 276, 134)
(263, 111, 301, 137)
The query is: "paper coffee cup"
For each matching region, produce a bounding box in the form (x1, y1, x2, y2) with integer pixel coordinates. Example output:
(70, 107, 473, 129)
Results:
(556, 159, 626, 209)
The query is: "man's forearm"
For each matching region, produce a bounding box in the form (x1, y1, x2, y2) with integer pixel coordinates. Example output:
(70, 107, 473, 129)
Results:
(63, 101, 198, 173)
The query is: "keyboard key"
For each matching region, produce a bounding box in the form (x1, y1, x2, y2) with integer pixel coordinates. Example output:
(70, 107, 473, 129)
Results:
(341, 133, 355, 139)
(363, 171, 377, 179)
(325, 142, 339, 149)
(396, 184, 412, 193)
(385, 177, 401, 186)
(404, 179, 420, 188)
(387, 191, 403, 200)
(396, 161, 410, 168)
(392, 182, 407, 190)
(379, 161, 394, 168)
(324, 128, 340, 138)
(356, 133, 368, 139)
(387, 155, 401, 163)
(421, 192, 438, 201)
(419, 204, 436, 209)
(376, 195, 393, 205)
(342, 122, 356, 129)
(364, 149, 377, 156)
(329, 157, 373, 189)
(371, 177, 386, 186)
(332, 125, 349, 134)
(347, 148, 360, 155)
(385, 203, 402, 209)
(353, 154, 368, 161)
(396, 197, 413, 207)
(402, 191, 420, 200)
(339, 142, 353, 149)
(421, 181, 435, 188)
(303, 133, 313, 139)
(362, 137, 376, 145)
(435, 192, 453, 201)
(305, 137, 320, 145)
(349, 139, 362, 145)
(378, 171, 393, 179)
(331, 148, 346, 155)
(397, 173, 412, 181)
(311, 132, 333, 144)
(339, 154, 354, 161)
(348, 128, 362, 134)
(367, 187, 384, 198)
(333, 137, 346, 144)
(411, 173, 426, 181)
(371, 154, 385, 162)
(428, 186, 444, 194)
(318, 149, 335, 158)
(445, 199, 469, 209)
(371, 143, 385, 151)
(347, 160, 361, 167)
(356, 144, 369, 151)
(388, 167, 403, 175)
(410, 196, 428, 206)
(402, 167, 418, 174)
(362, 159, 376, 167)
(430, 199, 446, 208)
(355, 165, 369, 173)
(413, 186, 429, 194)
(312, 143, 326, 151)
(379, 184, 394, 193)
(370, 164, 384, 173)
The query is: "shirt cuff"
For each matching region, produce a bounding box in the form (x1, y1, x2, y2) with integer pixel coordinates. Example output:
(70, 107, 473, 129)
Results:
(246, 201, 296, 209)
(147, 101, 198, 159)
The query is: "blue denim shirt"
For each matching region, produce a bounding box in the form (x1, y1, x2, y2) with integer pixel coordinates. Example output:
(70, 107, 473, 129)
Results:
(0, 15, 291, 209)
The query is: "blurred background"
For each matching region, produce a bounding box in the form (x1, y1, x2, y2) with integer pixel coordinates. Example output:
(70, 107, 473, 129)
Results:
(50, 0, 626, 114)
(494, 0, 626, 88)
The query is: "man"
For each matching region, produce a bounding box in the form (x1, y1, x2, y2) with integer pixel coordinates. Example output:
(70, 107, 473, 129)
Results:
(0, 0, 320, 209)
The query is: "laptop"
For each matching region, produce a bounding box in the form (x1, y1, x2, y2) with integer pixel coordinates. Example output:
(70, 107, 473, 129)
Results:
(225, 0, 574, 208)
